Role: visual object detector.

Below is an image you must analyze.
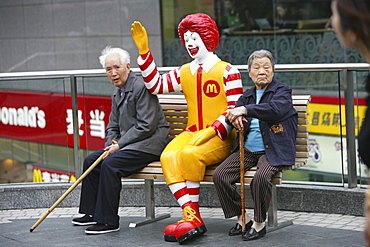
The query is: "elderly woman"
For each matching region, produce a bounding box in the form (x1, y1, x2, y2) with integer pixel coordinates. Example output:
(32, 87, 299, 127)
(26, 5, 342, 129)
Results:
(213, 49, 298, 241)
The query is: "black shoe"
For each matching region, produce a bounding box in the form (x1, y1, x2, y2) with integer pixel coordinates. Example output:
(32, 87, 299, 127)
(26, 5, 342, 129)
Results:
(242, 227, 266, 241)
(229, 220, 253, 236)
(72, 215, 97, 226)
(85, 223, 120, 235)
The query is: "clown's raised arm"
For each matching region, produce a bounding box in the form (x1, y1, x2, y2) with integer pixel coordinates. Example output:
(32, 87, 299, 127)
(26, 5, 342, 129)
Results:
(131, 19, 243, 141)
(131, 21, 182, 94)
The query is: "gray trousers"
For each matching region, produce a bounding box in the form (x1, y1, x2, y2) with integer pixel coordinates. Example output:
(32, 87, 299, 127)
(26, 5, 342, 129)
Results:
(213, 149, 282, 223)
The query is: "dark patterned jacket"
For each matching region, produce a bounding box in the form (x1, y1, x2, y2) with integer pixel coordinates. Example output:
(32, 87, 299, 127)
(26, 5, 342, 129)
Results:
(232, 78, 298, 166)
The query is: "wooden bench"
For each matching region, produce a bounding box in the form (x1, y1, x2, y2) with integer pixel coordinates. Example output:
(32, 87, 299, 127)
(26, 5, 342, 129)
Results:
(127, 94, 311, 229)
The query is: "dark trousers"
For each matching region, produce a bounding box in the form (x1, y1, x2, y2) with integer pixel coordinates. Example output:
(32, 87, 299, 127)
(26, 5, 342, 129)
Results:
(213, 149, 282, 223)
(79, 149, 159, 227)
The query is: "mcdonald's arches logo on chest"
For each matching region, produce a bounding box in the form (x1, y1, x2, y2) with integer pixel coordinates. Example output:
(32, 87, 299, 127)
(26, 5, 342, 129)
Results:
(203, 80, 220, 98)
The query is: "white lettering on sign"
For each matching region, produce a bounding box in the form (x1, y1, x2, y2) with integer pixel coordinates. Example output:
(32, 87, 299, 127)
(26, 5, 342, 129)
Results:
(90, 110, 105, 139)
(66, 109, 84, 136)
(0, 106, 46, 128)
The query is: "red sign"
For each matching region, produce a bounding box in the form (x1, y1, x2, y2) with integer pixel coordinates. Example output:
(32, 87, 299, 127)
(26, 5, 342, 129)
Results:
(0, 90, 111, 150)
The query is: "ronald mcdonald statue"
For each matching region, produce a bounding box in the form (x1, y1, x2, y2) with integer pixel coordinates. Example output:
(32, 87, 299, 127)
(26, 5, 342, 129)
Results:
(131, 13, 243, 243)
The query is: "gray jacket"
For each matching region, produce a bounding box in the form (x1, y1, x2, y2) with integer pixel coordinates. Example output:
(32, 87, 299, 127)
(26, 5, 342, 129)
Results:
(105, 71, 169, 156)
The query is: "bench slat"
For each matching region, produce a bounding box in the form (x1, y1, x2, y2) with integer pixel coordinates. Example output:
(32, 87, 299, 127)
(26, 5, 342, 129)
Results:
(297, 112, 307, 118)
(161, 105, 188, 110)
(296, 152, 309, 158)
(298, 118, 308, 125)
(296, 132, 308, 138)
(296, 139, 308, 145)
(163, 111, 188, 117)
(292, 95, 311, 103)
(164, 117, 188, 123)
(294, 105, 307, 112)
(292, 99, 311, 105)
(296, 145, 309, 152)
(298, 125, 308, 132)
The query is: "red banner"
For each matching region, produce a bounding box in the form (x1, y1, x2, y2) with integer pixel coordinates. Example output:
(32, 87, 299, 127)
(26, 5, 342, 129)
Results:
(0, 90, 111, 150)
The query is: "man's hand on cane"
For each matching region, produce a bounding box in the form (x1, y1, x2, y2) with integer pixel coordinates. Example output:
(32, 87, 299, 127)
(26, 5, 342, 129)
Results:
(103, 140, 119, 159)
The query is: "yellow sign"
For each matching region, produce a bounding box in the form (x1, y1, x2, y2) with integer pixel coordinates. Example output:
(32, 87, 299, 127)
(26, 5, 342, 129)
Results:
(32, 168, 76, 182)
(307, 103, 367, 136)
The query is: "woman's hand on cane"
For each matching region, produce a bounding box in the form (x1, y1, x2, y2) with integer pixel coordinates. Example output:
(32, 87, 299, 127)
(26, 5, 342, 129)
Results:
(226, 106, 247, 131)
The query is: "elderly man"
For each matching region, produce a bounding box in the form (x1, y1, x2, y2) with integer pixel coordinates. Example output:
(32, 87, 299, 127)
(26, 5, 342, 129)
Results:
(213, 49, 298, 241)
(71, 46, 169, 235)
(131, 13, 243, 243)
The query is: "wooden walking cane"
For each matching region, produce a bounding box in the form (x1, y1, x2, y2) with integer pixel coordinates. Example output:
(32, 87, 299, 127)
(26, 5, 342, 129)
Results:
(239, 125, 246, 232)
(30, 141, 117, 232)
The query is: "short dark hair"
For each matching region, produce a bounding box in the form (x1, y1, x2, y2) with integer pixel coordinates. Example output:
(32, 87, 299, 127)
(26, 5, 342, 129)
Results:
(335, 0, 370, 45)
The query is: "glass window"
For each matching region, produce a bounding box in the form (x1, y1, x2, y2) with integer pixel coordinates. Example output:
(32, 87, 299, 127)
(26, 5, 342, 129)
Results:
(160, 0, 367, 186)
(161, 0, 364, 66)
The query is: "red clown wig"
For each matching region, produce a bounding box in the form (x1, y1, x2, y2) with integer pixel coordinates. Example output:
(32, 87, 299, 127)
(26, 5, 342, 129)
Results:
(178, 13, 220, 52)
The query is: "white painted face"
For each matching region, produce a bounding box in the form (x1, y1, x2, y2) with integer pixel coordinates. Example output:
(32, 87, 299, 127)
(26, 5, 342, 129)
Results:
(184, 31, 209, 60)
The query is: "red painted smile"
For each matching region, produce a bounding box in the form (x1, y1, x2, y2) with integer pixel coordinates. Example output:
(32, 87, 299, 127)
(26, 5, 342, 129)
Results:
(188, 47, 199, 56)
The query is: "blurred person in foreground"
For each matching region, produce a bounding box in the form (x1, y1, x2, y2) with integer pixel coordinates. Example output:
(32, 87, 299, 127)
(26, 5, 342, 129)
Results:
(213, 49, 297, 241)
(331, 0, 370, 245)
(71, 46, 169, 235)
(131, 13, 243, 243)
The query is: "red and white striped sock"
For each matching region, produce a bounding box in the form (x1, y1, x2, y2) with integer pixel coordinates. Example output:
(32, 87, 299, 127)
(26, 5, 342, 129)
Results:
(169, 182, 191, 208)
(186, 180, 200, 203)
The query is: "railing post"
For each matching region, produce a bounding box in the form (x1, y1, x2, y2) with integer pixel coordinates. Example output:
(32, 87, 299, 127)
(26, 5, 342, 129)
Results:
(70, 75, 81, 178)
(344, 69, 357, 188)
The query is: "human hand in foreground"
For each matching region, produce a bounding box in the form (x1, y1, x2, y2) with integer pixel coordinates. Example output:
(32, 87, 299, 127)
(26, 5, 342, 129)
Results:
(131, 21, 149, 54)
(364, 189, 370, 247)
(188, 127, 216, 146)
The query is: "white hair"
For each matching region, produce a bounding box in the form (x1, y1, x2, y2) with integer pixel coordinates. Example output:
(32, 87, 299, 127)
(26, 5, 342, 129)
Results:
(99, 46, 130, 68)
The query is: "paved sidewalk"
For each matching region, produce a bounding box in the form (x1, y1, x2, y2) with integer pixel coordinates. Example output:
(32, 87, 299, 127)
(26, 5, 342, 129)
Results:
(0, 207, 366, 246)
(0, 206, 365, 232)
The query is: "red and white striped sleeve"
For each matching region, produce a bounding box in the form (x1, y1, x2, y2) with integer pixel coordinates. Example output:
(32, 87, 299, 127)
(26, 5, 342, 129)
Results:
(211, 64, 243, 140)
(137, 51, 182, 94)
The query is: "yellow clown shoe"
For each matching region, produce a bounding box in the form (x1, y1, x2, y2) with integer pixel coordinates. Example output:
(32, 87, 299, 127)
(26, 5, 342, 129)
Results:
(174, 202, 207, 243)
(163, 202, 200, 242)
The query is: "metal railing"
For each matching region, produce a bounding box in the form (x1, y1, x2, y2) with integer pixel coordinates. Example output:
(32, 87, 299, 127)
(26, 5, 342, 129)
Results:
(1, 63, 369, 187)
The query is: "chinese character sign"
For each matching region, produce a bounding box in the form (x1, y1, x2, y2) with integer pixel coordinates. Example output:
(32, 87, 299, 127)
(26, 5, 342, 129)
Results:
(307, 102, 366, 136)
(0, 90, 111, 150)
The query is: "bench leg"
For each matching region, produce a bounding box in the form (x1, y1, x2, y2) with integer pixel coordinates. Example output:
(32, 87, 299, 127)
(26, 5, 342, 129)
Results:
(268, 184, 278, 227)
(129, 179, 170, 227)
(267, 184, 293, 232)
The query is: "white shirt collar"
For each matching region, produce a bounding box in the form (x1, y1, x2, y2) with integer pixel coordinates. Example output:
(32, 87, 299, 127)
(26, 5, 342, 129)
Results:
(189, 54, 221, 75)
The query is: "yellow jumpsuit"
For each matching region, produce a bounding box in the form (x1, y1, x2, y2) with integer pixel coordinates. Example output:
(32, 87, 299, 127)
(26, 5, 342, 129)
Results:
(161, 61, 236, 184)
